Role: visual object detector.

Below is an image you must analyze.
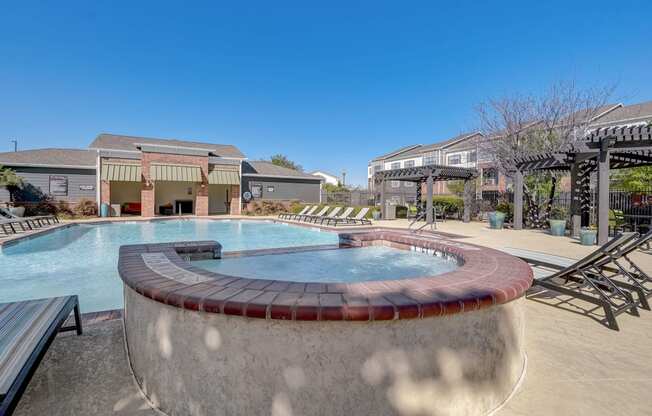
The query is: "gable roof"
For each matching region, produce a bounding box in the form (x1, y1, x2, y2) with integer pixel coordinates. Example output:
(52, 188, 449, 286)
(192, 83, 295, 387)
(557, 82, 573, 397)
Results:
(0, 148, 96, 168)
(242, 161, 320, 180)
(89, 133, 245, 158)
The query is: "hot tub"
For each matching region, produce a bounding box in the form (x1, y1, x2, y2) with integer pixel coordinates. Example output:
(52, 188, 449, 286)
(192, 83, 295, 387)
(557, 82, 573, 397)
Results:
(118, 229, 533, 416)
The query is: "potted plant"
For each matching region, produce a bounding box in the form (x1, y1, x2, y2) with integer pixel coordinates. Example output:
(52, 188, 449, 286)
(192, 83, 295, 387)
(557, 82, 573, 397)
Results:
(489, 202, 511, 230)
(548, 207, 567, 237)
(580, 225, 597, 246)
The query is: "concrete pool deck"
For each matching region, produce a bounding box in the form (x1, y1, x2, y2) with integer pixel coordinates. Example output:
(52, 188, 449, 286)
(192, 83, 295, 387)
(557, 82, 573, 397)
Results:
(10, 217, 652, 415)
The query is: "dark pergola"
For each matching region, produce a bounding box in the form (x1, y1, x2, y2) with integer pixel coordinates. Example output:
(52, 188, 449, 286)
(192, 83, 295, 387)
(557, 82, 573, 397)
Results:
(513, 124, 652, 244)
(374, 164, 478, 225)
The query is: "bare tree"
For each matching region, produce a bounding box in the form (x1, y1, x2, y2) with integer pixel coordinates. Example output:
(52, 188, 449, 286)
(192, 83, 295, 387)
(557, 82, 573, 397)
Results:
(476, 81, 615, 227)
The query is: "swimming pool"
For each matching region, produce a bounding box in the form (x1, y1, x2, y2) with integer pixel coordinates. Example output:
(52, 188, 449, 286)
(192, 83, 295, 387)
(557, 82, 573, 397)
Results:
(193, 246, 459, 283)
(0, 220, 338, 312)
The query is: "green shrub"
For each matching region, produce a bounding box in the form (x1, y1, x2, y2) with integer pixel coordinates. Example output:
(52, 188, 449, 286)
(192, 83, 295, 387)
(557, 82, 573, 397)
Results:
(75, 199, 98, 217)
(549, 206, 567, 220)
(432, 196, 464, 215)
(495, 202, 513, 221)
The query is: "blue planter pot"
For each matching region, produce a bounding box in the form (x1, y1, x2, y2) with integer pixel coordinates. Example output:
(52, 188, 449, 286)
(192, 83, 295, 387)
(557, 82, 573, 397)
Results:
(580, 230, 596, 246)
(489, 211, 506, 229)
(549, 220, 566, 236)
(100, 203, 110, 218)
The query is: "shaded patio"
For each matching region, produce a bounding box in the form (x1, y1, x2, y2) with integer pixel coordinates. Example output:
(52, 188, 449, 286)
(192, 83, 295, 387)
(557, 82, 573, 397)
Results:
(374, 164, 478, 226)
(512, 124, 652, 244)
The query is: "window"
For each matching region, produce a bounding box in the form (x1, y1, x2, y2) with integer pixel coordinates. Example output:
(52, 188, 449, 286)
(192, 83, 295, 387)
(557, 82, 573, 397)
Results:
(390, 162, 400, 170)
(391, 180, 400, 188)
(404, 160, 415, 168)
(373, 164, 382, 173)
(483, 168, 498, 186)
(447, 154, 461, 165)
(468, 150, 477, 163)
(423, 156, 436, 165)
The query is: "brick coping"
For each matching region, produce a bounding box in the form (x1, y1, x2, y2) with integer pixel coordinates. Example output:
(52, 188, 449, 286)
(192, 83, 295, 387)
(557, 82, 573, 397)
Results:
(118, 229, 533, 321)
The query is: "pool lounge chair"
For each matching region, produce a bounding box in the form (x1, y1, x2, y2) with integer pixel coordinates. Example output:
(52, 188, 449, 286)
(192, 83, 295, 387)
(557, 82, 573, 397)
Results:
(503, 232, 643, 330)
(279, 205, 312, 220)
(323, 207, 355, 226)
(0, 219, 33, 235)
(0, 208, 58, 228)
(290, 205, 318, 221)
(298, 206, 330, 223)
(0, 296, 82, 416)
(314, 207, 342, 224)
(344, 207, 371, 225)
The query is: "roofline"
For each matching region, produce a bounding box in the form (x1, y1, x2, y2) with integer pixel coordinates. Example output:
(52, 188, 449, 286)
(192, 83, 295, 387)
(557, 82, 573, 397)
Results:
(590, 103, 624, 122)
(439, 132, 483, 149)
(242, 173, 322, 181)
(0, 162, 97, 169)
(371, 144, 422, 162)
(90, 146, 246, 160)
(591, 114, 652, 128)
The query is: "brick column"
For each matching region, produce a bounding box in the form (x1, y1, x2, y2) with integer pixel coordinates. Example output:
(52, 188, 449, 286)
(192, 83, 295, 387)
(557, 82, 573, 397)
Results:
(100, 180, 111, 206)
(141, 182, 155, 217)
(230, 185, 241, 215)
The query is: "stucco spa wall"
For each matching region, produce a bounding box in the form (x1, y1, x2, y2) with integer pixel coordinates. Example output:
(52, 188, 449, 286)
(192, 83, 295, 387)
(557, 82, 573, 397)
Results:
(124, 285, 526, 416)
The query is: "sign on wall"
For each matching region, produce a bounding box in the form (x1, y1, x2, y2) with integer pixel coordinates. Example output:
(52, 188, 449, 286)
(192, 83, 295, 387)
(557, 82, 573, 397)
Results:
(79, 185, 95, 191)
(251, 184, 262, 198)
(49, 175, 68, 196)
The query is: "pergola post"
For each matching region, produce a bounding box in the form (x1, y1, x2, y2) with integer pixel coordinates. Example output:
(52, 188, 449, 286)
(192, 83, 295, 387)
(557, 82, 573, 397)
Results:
(569, 163, 581, 237)
(426, 173, 433, 224)
(513, 170, 524, 230)
(463, 179, 474, 223)
(597, 139, 611, 245)
(379, 177, 385, 219)
(415, 180, 423, 217)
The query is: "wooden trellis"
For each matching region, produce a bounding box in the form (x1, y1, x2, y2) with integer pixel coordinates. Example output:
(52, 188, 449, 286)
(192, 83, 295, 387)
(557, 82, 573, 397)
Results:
(373, 164, 478, 224)
(513, 124, 652, 244)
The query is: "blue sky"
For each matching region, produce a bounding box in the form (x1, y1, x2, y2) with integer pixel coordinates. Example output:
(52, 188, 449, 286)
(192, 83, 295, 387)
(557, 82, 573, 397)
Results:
(1, 1, 651, 186)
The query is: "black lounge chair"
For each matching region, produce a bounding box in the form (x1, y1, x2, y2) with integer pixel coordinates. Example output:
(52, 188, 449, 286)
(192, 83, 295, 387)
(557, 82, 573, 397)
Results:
(0, 296, 82, 416)
(504, 232, 643, 330)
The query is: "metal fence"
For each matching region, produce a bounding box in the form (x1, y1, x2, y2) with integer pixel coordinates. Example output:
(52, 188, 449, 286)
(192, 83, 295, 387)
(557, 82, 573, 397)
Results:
(322, 190, 375, 206)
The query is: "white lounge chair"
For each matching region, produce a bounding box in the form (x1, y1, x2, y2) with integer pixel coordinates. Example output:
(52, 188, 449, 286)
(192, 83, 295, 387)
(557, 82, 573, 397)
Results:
(323, 207, 355, 226)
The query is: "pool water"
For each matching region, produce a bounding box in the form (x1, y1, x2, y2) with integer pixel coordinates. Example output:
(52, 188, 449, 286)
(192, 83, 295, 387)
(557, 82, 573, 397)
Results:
(0, 220, 338, 312)
(193, 246, 458, 283)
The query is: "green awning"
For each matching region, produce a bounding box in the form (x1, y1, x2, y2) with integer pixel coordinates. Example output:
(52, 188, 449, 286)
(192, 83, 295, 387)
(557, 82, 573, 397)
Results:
(150, 163, 202, 182)
(101, 163, 142, 182)
(207, 169, 240, 185)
